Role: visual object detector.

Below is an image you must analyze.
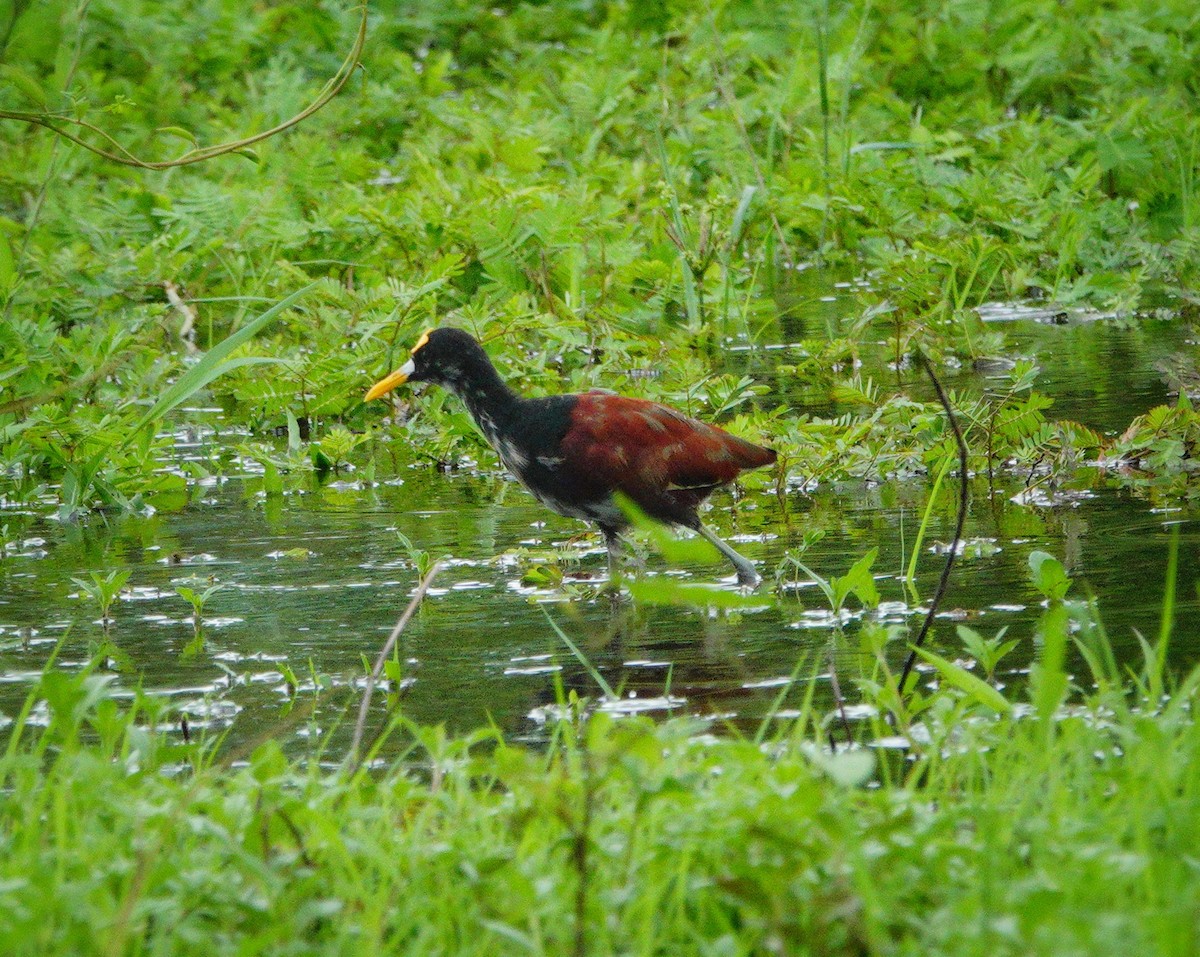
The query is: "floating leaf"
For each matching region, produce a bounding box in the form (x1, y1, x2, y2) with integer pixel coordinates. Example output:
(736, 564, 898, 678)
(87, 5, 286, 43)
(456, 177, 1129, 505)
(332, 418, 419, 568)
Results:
(1028, 551, 1071, 601)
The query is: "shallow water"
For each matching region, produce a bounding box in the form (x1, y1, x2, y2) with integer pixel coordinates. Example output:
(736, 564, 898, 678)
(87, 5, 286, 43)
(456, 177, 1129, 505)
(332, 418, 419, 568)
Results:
(2, 296, 1198, 753)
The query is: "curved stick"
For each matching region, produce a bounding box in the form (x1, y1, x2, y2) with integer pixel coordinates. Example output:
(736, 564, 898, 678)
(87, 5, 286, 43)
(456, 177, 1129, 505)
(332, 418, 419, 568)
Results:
(0, 2, 368, 170)
(349, 561, 442, 767)
(898, 351, 969, 697)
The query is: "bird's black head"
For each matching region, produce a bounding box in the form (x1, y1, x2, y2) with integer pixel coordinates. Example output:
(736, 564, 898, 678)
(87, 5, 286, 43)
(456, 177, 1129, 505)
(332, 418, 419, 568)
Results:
(405, 327, 489, 388)
(365, 327, 501, 401)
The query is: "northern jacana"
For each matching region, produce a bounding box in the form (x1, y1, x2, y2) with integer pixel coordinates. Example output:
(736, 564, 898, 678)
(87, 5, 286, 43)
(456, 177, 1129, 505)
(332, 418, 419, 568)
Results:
(365, 328, 776, 586)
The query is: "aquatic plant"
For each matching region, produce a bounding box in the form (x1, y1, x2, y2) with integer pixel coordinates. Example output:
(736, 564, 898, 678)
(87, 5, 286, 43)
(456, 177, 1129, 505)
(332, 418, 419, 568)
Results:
(70, 569, 130, 627)
(1, 0, 1198, 522)
(175, 580, 226, 654)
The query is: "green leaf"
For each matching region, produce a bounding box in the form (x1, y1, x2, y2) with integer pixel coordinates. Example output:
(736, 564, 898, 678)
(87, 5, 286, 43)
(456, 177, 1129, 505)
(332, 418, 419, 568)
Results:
(541, 607, 615, 699)
(728, 185, 757, 249)
(914, 647, 1013, 714)
(262, 458, 283, 496)
(1028, 550, 1071, 600)
(128, 283, 315, 440)
(1096, 131, 1152, 174)
(614, 493, 719, 565)
(286, 408, 302, 454)
(0, 232, 14, 291)
(311, 446, 333, 472)
(1032, 603, 1070, 723)
(155, 125, 198, 144)
(627, 577, 772, 610)
(832, 548, 879, 608)
(802, 744, 876, 787)
(0, 66, 49, 107)
(496, 136, 544, 173)
(957, 624, 1018, 675)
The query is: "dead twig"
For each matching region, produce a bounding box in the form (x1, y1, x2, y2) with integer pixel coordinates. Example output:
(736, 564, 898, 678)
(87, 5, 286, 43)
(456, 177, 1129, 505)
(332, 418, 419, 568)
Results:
(348, 561, 442, 768)
(0, 2, 368, 170)
(898, 350, 969, 697)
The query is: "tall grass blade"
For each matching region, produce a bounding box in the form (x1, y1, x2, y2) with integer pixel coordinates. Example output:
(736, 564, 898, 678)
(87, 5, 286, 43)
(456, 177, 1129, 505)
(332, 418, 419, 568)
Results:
(1153, 524, 1180, 702)
(814, 0, 831, 256)
(815, 0, 830, 182)
(1033, 604, 1069, 726)
(729, 185, 757, 249)
(542, 606, 616, 699)
(905, 453, 953, 590)
(2, 633, 68, 766)
(753, 651, 812, 745)
(126, 282, 317, 441)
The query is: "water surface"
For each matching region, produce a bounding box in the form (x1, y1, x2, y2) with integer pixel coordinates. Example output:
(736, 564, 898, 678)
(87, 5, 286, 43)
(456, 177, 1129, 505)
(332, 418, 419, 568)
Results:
(2, 296, 1198, 753)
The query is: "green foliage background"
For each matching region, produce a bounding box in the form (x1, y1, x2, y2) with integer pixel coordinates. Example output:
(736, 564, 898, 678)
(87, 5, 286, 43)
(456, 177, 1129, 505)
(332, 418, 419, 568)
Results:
(2, 0, 1199, 509)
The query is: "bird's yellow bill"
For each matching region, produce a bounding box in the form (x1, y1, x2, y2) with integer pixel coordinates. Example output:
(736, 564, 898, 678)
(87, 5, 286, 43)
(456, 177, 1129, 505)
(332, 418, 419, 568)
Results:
(364, 359, 414, 401)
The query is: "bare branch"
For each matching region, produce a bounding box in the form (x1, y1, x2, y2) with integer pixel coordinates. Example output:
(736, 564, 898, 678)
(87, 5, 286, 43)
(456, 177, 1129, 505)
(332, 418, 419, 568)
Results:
(348, 561, 442, 768)
(0, 2, 368, 170)
(899, 350, 969, 697)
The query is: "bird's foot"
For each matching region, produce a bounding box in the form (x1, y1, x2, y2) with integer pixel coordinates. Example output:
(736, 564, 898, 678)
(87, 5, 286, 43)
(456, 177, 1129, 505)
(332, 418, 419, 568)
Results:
(731, 556, 762, 590)
(736, 570, 761, 590)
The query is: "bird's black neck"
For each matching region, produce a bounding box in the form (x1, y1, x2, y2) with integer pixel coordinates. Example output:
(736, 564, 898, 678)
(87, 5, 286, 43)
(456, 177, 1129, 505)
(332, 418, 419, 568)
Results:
(444, 354, 523, 434)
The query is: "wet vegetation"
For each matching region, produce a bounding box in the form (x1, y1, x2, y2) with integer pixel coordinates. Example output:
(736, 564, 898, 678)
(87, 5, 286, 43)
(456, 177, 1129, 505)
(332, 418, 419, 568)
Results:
(2, 0, 1200, 953)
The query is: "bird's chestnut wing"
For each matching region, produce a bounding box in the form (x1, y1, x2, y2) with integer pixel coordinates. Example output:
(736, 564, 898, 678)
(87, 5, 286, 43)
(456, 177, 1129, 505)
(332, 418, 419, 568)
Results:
(561, 394, 775, 501)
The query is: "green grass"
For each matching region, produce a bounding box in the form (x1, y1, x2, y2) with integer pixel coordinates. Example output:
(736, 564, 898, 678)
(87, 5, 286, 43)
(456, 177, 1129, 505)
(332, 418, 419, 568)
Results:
(2, 580, 1198, 956)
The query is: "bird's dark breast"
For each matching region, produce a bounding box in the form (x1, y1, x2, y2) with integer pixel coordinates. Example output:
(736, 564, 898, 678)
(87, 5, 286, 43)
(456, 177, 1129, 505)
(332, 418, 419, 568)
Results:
(487, 396, 626, 526)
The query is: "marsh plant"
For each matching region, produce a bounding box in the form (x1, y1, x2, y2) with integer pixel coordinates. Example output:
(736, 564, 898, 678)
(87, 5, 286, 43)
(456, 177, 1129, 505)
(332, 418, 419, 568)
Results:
(1, 0, 1199, 520)
(311, 424, 369, 475)
(70, 569, 130, 629)
(0, 547, 1194, 955)
(175, 580, 226, 656)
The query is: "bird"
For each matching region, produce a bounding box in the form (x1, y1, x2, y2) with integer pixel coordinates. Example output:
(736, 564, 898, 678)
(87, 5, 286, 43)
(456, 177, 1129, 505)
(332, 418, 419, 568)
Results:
(365, 328, 776, 586)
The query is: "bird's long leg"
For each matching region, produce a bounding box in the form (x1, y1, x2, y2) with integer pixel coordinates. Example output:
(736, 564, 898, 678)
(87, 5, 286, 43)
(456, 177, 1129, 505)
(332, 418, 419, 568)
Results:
(600, 525, 644, 587)
(696, 524, 761, 588)
(600, 525, 624, 585)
